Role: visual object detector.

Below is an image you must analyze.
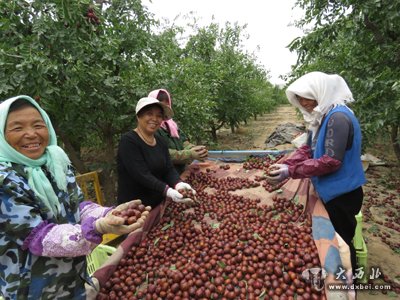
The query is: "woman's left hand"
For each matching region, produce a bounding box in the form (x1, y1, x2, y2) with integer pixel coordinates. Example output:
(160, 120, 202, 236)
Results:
(95, 207, 149, 235)
(113, 199, 151, 214)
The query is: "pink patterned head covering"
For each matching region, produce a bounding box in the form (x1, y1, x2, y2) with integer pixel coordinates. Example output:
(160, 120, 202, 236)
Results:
(148, 89, 180, 138)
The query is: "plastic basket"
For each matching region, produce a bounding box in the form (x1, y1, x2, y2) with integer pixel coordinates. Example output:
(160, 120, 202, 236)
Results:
(87, 244, 116, 276)
(353, 211, 364, 251)
(102, 233, 120, 245)
(356, 236, 368, 283)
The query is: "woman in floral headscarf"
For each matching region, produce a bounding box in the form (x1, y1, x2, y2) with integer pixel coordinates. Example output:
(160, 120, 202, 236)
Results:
(0, 96, 149, 299)
(266, 72, 366, 272)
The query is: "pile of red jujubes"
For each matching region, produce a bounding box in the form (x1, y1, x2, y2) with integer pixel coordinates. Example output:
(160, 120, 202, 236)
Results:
(363, 189, 400, 251)
(219, 164, 231, 170)
(362, 187, 400, 294)
(112, 202, 147, 225)
(97, 165, 325, 300)
(244, 154, 289, 192)
(262, 177, 289, 193)
(242, 154, 285, 171)
(188, 171, 260, 192)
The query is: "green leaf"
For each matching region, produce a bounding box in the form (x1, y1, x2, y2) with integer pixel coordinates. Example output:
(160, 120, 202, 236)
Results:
(388, 291, 398, 298)
(161, 221, 174, 231)
(258, 289, 266, 298)
(62, 0, 71, 21)
(367, 225, 379, 233)
(253, 233, 264, 241)
(241, 280, 248, 289)
(217, 261, 226, 268)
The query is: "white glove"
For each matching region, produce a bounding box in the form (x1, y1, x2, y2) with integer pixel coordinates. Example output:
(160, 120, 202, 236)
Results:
(266, 164, 289, 183)
(175, 182, 196, 195)
(166, 187, 193, 204)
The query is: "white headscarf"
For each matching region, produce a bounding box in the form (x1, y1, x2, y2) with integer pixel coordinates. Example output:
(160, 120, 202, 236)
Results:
(285, 72, 354, 135)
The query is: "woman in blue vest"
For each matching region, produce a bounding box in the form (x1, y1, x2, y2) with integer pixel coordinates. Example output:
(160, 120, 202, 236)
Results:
(266, 71, 366, 272)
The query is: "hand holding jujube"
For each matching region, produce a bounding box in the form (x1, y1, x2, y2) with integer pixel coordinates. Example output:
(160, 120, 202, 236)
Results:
(175, 182, 196, 195)
(177, 188, 196, 199)
(95, 199, 151, 235)
(112, 201, 150, 225)
(190, 145, 208, 161)
(167, 182, 197, 204)
(266, 164, 289, 183)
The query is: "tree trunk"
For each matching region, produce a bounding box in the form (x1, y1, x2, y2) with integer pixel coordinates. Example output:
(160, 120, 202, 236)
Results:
(391, 124, 400, 163)
(230, 123, 235, 133)
(53, 124, 88, 174)
(210, 125, 218, 142)
(100, 130, 118, 206)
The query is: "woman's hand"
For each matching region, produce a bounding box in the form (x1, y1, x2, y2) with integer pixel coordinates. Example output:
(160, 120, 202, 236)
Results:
(166, 187, 193, 204)
(175, 182, 196, 195)
(190, 145, 208, 160)
(95, 200, 150, 235)
(113, 199, 151, 213)
(266, 164, 289, 183)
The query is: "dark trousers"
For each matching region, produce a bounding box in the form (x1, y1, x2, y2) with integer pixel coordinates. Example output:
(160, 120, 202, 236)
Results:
(324, 187, 363, 272)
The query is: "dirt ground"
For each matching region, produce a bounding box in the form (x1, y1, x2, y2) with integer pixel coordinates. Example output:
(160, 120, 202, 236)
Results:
(214, 105, 300, 151)
(215, 105, 400, 299)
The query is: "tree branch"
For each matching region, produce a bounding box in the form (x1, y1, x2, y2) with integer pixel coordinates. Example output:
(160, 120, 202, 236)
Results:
(363, 15, 385, 44)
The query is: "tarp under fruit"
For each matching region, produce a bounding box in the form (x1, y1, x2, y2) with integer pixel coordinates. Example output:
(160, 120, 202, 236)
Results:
(93, 152, 354, 299)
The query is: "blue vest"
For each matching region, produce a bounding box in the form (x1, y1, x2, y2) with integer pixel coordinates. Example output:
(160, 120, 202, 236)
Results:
(311, 106, 366, 203)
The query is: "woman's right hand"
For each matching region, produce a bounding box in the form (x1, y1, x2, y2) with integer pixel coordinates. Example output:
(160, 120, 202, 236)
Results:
(190, 145, 208, 160)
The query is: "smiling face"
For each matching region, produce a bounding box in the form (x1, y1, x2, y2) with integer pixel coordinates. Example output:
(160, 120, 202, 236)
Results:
(136, 104, 164, 135)
(297, 95, 318, 113)
(5, 105, 49, 159)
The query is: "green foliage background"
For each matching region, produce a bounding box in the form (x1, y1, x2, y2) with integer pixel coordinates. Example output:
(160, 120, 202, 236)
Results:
(287, 0, 400, 162)
(0, 0, 279, 201)
(2, 0, 398, 201)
